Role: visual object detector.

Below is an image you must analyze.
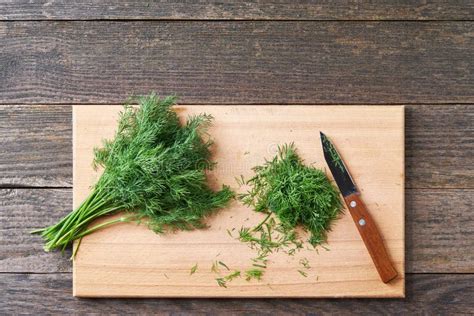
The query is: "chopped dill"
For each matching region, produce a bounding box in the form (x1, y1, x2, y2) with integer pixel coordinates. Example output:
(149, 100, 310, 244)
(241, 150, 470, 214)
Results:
(245, 268, 264, 281)
(216, 270, 241, 288)
(298, 270, 308, 277)
(190, 263, 198, 275)
(299, 258, 311, 269)
(239, 143, 343, 247)
(322, 136, 344, 172)
(211, 261, 219, 273)
(230, 143, 342, 285)
(226, 270, 241, 281)
(216, 278, 227, 288)
(218, 261, 230, 271)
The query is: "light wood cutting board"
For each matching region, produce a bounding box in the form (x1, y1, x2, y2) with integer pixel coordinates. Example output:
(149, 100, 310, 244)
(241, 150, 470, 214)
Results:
(73, 105, 405, 298)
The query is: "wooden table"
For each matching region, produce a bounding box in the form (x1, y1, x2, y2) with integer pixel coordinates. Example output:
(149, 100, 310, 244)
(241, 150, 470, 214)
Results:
(0, 2, 472, 314)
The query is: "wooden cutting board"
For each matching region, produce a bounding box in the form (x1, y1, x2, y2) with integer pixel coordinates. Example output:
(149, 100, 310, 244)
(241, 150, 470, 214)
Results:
(73, 105, 405, 298)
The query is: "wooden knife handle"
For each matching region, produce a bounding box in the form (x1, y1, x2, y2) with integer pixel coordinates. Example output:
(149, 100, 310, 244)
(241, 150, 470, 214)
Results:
(344, 193, 398, 283)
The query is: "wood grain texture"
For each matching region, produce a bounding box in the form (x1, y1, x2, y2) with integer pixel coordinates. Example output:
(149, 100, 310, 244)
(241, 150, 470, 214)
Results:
(406, 188, 474, 273)
(72, 105, 405, 297)
(2, 188, 471, 274)
(1, 273, 473, 314)
(406, 104, 474, 189)
(1, 104, 472, 189)
(0, 105, 71, 187)
(1, 1, 473, 21)
(343, 194, 398, 283)
(0, 22, 472, 104)
(0, 189, 72, 273)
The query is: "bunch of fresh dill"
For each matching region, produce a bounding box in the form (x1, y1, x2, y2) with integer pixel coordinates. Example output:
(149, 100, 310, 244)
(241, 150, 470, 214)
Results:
(239, 143, 342, 247)
(33, 94, 234, 252)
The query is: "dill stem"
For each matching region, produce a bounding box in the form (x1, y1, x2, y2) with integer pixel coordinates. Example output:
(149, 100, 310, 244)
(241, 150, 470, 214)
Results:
(72, 215, 136, 240)
(47, 189, 102, 246)
(71, 237, 82, 260)
(51, 204, 124, 248)
(41, 189, 121, 251)
(252, 212, 272, 232)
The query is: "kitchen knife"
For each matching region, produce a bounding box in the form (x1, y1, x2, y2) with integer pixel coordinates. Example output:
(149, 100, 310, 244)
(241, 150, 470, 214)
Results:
(320, 132, 398, 283)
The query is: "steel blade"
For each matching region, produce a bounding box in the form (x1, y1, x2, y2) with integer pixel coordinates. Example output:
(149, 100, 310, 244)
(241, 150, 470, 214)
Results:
(320, 132, 358, 197)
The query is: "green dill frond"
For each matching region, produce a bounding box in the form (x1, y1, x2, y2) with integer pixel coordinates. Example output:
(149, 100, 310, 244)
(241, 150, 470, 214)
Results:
(33, 93, 234, 252)
(245, 268, 264, 281)
(240, 143, 342, 247)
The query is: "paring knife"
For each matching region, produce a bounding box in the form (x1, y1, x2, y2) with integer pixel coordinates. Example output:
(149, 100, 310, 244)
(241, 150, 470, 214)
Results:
(320, 132, 398, 283)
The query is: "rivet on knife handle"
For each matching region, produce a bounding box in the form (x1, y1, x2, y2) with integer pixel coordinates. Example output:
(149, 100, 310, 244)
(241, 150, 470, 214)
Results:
(345, 193, 397, 283)
(320, 132, 397, 283)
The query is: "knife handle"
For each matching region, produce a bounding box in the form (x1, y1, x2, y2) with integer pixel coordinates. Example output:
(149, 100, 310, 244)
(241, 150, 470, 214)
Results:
(344, 193, 398, 283)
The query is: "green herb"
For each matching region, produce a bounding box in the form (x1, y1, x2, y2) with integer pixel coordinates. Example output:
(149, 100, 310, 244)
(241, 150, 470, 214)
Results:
(239, 143, 342, 247)
(225, 270, 241, 281)
(211, 261, 219, 273)
(298, 270, 308, 277)
(322, 136, 344, 172)
(190, 263, 198, 275)
(245, 268, 264, 281)
(216, 270, 241, 288)
(218, 261, 230, 271)
(216, 277, 227, 288)
(299, 258, 311, 269)
(32, 94, 234, 252)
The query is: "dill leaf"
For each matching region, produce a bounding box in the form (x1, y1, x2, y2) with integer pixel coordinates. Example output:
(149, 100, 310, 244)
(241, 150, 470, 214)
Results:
(190, 263, 198, 275)
(245, 268, 264, 281)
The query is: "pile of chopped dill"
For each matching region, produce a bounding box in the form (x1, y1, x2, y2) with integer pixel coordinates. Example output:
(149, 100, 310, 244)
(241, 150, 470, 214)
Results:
(33, 94, 234, 252)
(240, 143, 342, 246)
(231, 143, 343, 282)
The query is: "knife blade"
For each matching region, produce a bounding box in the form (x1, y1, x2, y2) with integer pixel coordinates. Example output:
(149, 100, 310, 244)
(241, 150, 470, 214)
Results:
(320, 132, 398, 283)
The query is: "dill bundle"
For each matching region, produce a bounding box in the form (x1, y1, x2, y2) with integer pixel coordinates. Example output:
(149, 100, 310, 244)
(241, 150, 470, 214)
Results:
(33, 94, 233, 252)
(239, 143, 342, 247)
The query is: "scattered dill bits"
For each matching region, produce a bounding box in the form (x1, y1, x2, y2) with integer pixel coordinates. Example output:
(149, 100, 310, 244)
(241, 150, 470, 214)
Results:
(239, 143, 343, 247)
(216, 270, 241, 288)
(322, 136, 344, 172)
(299, 258, 311, 269)
(211, 261, 220, 273)
(216, 278, 227, 288)
(245, 268, 264, 281)
(218, 261, 230, 271)
(33, 94, 234, 252)
(298, 270, 308, 277)
(190, 263, 198, 275)
(226, 270, 241, 281)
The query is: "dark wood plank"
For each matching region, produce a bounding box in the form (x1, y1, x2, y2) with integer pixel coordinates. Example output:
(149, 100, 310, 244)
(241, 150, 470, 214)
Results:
(1, 104, 472, 189)
(1, 188, 472, 273)
(0, 189, 72, 273)
(406, 104, 474, 189)
(0, 105, 71, 187)
(0, 22, 472, 104)
(1, 273, 472, 314)
(1, 1, 473, 21)
(406, 188, 474, 273)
